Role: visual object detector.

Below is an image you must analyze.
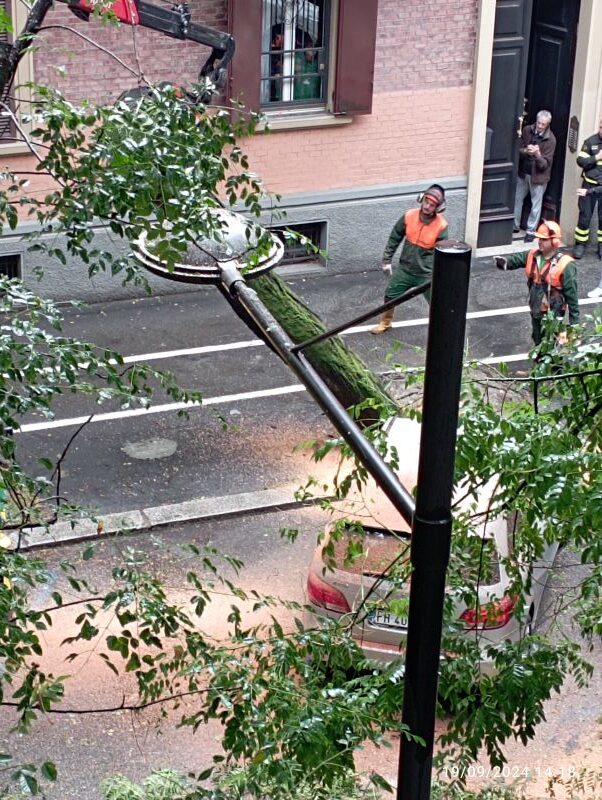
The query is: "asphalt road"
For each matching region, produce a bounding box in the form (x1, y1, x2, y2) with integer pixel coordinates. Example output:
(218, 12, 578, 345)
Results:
(13, 255, 602, 515)
(5, 254, 602, 797)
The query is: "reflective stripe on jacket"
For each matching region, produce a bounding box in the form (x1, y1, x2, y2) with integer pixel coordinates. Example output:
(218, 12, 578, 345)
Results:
(577, 132, 602, 186)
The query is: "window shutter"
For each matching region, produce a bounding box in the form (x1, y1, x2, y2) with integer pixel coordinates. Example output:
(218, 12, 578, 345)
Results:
(333, 0, 378, 115)
(0, 0, 13, 140)
(228, 0, 262, 114)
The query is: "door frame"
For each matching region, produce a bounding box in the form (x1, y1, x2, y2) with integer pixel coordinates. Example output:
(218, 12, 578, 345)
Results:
(465, 0, 602, 250)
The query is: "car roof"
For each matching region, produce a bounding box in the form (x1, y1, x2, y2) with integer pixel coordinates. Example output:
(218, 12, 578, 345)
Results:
(328, 417, 419, 534)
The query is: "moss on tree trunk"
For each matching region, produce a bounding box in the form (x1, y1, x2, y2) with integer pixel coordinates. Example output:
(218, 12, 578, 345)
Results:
(252, 273, 397, 425)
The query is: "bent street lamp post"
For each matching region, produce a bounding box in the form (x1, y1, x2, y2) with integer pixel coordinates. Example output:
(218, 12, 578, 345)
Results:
(135, 215, 471, 800)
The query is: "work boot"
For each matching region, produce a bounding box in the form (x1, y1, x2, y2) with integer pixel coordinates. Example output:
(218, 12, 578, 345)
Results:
(573, 243, 585, 259)
(370, 308, 394, 334)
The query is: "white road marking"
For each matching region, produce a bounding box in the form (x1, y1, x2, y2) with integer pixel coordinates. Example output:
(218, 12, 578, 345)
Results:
(19, 385, 307, 432)
(481, 353, 529, 364)
(122, 339, 264, 364)
(122, 297, 601, 363)
(17, 297, 600, 434)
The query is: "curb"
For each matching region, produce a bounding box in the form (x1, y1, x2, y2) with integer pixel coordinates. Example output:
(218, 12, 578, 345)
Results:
(13, 485, 325, 551)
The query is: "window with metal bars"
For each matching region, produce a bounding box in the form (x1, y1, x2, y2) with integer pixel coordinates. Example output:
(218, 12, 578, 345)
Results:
(261, 0, 330, 107)
(272, 221, 325, 266)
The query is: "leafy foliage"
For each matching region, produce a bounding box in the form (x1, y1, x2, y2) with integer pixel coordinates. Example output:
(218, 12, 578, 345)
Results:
(9, 84, 269, 284)
(300, 313, 602, 782)
(0, 6, 600, 796)
(101, 769, 191, 800)
(0, 753, 57, 797)
(0, 277, 202, 533)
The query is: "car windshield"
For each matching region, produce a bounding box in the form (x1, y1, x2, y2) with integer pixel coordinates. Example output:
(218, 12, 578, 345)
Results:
(328, 524, 411, 578)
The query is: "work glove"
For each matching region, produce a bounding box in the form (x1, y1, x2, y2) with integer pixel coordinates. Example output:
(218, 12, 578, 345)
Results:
(381, 260, 393, 276)
(493, 256, 507, 270)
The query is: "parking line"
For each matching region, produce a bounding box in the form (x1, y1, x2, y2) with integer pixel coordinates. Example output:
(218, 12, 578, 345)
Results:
(16, 297, 600, 433)
(121, 297, 600, 364)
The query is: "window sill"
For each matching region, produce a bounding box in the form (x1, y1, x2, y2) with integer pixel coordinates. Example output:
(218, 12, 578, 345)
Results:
(0, 141, 34, 156)
(257, 110, 353, 132)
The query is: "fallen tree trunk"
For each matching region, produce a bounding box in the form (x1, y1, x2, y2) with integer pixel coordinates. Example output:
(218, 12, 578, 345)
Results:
(252, 272, 397, 426)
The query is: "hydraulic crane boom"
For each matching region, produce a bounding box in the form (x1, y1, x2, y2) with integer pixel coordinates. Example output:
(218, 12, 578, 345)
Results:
(65, 0, 235, 99)
(0, 0, 234, 110)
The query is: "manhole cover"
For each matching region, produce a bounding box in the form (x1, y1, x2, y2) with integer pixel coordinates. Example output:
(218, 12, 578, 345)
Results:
(122, 438, 178, 460)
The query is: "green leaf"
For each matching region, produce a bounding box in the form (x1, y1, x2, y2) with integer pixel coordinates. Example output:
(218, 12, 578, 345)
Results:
(125, 652, 141, 672)
(82, 544, 95, 561)
(41, 761, 58, 781)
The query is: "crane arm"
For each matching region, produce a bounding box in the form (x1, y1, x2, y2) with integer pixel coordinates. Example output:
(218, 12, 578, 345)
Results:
(1, 0, 234, 102)
(65, 0, 234, 99)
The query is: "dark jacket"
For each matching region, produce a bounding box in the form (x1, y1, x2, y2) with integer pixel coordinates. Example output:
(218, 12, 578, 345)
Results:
(518, 124, 556, 185)
(577, 132, 602, 186)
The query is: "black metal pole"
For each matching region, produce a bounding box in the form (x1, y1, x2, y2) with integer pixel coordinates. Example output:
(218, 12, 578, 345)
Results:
(290, 282, 430, 353)
(218, 262, 416, 527)
(398, 241, 471, 800)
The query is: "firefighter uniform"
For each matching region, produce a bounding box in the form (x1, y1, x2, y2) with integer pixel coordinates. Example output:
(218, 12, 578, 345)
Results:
(574, 129, 602, 258)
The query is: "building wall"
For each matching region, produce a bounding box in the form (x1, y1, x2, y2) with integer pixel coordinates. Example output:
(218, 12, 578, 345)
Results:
(245, 87, 472, 196)
(32, 0, 227, 106)
(243, 0, 478, 195)
(0, 0, 478, 300)
(373, 0, 477, 92)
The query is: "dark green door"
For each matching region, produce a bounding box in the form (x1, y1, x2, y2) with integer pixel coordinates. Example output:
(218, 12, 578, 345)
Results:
(478, 0, 534, 248)
(523, 0, 580, 220)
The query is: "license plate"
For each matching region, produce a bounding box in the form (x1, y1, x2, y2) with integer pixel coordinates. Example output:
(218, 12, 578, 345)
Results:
(368, 609, 408, 630)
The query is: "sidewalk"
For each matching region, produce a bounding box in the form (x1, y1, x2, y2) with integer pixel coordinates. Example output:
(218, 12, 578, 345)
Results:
(14, 484, 325, 551)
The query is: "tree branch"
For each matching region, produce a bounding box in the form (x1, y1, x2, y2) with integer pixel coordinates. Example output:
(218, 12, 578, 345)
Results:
(0, 0, 54, 95)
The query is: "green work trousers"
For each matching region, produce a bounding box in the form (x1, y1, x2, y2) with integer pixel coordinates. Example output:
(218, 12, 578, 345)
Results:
(385, 269, 431, 303)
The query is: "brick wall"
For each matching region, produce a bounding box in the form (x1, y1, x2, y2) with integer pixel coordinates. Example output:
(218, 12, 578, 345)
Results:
(32, 0, 228, 106)
(32, 0, 478, 103)
(374, 0, 478, 92)
(22, 0, 476, 203)
(241, 86, 472, 196)
(241, 0, 479, 197)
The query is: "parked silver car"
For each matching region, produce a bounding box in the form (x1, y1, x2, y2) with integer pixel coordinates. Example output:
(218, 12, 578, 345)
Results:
(306, 417, 558, 671)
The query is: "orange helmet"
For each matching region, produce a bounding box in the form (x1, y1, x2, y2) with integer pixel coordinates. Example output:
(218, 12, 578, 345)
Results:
(534, 221, 562, 244)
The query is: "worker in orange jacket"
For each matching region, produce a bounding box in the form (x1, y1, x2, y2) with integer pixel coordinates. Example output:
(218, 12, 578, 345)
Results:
(371, 184, 449, 334)
(494, 221, 579, 345)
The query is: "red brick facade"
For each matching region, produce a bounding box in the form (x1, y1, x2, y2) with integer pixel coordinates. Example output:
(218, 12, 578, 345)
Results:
(374, 0, 478, 92)
(20, 0, 478, 202)
(32, 0, 228, 106)
(33, 0, 477, 103)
